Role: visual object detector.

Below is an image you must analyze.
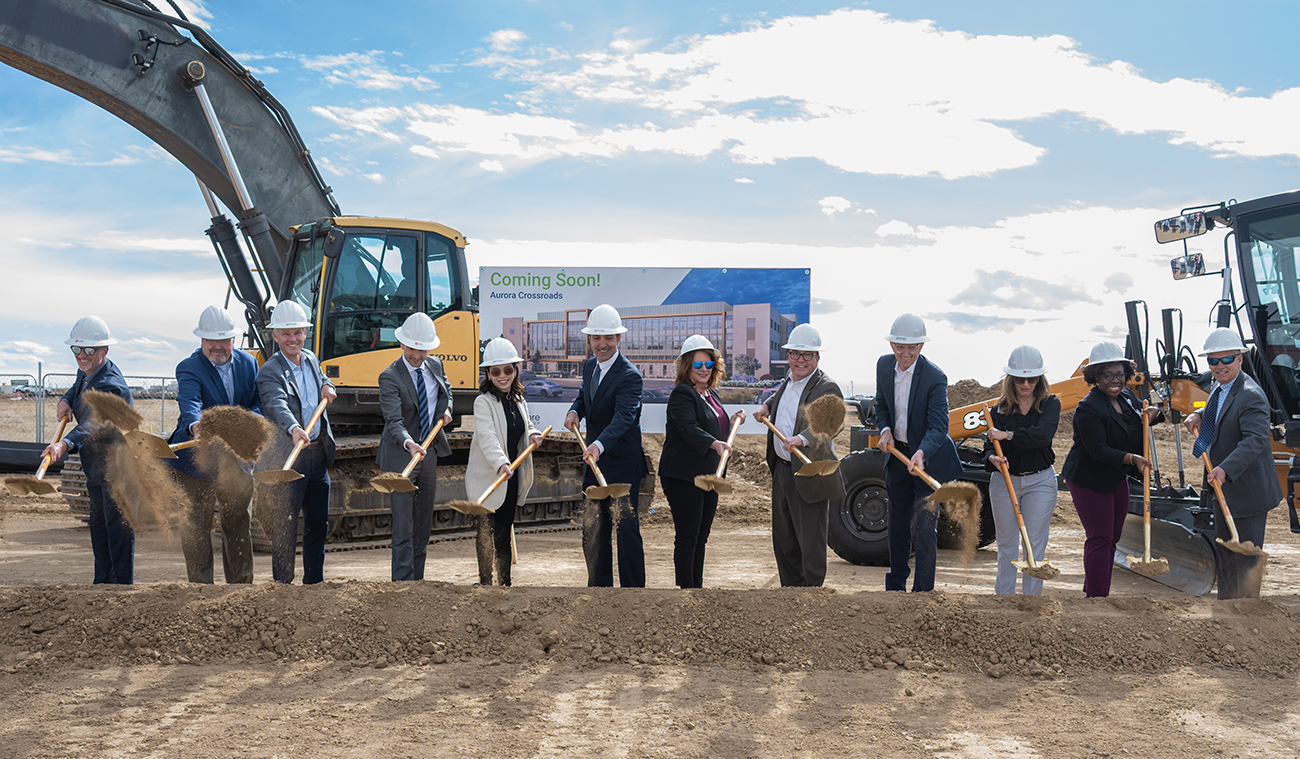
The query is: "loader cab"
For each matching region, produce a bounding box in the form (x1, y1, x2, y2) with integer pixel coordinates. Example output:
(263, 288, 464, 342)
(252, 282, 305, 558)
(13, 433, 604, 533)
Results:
(1237, 200, 1300, 420)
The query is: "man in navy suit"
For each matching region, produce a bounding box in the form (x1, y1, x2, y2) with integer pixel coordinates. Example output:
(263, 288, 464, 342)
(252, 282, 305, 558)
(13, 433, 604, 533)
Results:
(874, 314, 962, 592)
(564, 304, 647, 587)
(256, 301, 337, 584)
(165, 306, 262, 584)
(43, 316, 135, 584)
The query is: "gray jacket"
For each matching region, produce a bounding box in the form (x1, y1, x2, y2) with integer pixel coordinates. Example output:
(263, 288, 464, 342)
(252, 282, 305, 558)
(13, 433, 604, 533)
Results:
(760, 367, 846, 502)
(376, 355, 453, 472)
(1202, 373, 1283, 518)
(255, 349, 336, 467)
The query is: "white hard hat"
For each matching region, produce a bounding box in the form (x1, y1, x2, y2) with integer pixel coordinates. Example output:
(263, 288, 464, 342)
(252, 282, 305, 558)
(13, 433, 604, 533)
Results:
(481, 337, 521, 367)
(1199, 328, 1246, 356)
(581, 304, 628, 335)
(1003, 345, 1046, 378)
(679, 334, 717, 357)
(394, 313, 440, 350)
(266, 300, 313, 330)
(782, 324, 823, 352)
(1273, 354, 1297, 370)
(886, 313, 929, 344)
(1088, 341, 1127, 365)
(193, 305, 239, 340)
(66, 315, 117, 347)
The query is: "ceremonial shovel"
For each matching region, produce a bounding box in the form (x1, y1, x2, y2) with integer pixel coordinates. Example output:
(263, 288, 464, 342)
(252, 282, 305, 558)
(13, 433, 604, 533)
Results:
(446, 426, 552, 515)
(570, 425, 632, 500)
(369, 418, 448, 494)
(694, 412, 744, 493)
(884, 443, 981, 506)
(1202, 452, 1267, 557)
(5, 419, 69, 496)
(981, 402, 1060, 581)
(255, 398, 329, 484)
(759, 417, 840, 477)
(1127, 401, 1170, 577)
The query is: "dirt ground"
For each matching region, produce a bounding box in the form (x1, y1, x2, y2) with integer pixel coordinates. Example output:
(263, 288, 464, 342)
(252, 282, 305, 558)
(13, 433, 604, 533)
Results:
(3, 387, 1300, 758)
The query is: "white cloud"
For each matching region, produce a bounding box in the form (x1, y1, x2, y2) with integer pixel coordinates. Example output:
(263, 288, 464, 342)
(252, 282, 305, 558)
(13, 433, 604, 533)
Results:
(488, 29, 528, 52)
(819, 196, 852, 216)
(0, 144, 164, 167)
(300, 51, 436, 91)
(479, 160, 505, 173)
(170, 0, 214, 29)
(361, 172, 384, 183)
(734, 177, 754, 184)
(876, 220, 915, 236)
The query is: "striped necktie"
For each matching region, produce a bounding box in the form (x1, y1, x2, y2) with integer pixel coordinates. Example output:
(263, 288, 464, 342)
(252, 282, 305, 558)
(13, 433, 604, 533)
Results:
(1191, 387, 1221, 458)
(414, 367, 432, 439)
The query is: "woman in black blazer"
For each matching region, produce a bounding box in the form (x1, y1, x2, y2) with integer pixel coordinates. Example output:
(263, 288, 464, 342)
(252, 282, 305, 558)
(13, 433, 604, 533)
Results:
(659, 335, 744, 588)
(1061, 341, 1158, 597)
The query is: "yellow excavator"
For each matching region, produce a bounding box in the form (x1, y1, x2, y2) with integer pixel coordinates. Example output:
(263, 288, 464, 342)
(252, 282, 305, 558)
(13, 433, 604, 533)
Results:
(0, 0, 589, 544)
(833, 192, 1300, 595)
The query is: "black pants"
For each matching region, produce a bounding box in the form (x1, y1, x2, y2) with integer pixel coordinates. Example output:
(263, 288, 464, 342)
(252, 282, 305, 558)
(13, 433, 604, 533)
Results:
(582, 487, 645, 587)
(269, 443, 330, 584)
(1214, 510, 1268, 599)
(661, 475, 718, 588)
(770, 458, 829, 587)
(476, 477, 517, 586)
(174, 464, 254, 584)
(884, 443, 939, 592)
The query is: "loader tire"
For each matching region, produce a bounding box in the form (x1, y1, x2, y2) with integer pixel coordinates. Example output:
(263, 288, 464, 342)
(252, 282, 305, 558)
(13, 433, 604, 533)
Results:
(828, 450, 891, 566)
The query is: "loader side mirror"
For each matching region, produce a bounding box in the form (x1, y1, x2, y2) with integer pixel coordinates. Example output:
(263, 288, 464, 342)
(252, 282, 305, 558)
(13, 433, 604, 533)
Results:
(323, 227, 346, 258)
(1154, 211, 1210, 243)
(1171, 252, 1206, 280)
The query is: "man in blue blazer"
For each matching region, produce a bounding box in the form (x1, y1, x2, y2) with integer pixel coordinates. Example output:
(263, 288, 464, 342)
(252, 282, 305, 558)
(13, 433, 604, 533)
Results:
(43, 316, 135, 584)
(564, 304, 647, 587)
(874, 314, 962, 592)
(256, 301, 337, 584)
(164, 306, 262, 584)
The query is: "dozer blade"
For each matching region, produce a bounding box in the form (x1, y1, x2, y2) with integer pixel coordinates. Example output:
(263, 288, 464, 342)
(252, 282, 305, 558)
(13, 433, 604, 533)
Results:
(1114, 513, 1215, 596)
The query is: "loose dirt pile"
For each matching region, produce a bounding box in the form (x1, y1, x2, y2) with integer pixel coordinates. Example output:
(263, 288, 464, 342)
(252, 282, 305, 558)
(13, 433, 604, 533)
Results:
(103, 439, 188, 538)
(82, 389, 144, 432)
(194, 406, 271, 462)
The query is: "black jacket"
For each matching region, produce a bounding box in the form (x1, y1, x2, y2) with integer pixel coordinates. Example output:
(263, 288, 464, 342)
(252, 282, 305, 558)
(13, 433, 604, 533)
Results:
(1062, 387, 1152, 493)
(659, 383, 727, 482)
(981, 395, 1061, 475)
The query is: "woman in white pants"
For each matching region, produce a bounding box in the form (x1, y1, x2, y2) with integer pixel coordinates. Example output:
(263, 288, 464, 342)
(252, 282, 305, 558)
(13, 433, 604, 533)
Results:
(982, 345, 1061, 595)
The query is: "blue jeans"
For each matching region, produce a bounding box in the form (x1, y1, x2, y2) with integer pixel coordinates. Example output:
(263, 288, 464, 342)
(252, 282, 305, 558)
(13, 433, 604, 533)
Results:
(87, 479, 134, 584)
(270, 444, 331, 584)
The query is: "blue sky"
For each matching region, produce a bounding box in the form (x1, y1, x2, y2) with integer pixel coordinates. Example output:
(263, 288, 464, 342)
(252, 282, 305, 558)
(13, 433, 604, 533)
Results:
(2, 0, 1298, 395)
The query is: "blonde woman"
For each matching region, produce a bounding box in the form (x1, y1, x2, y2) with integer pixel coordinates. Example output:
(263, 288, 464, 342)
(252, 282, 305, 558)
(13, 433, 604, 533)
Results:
(466, 338, 542, 586)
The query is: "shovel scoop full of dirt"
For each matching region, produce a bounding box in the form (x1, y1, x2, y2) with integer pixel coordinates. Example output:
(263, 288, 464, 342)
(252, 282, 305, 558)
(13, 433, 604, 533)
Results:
(195, 406, 272, 461)
(83, 389, 144, 432)
(805, 394, 847, 440)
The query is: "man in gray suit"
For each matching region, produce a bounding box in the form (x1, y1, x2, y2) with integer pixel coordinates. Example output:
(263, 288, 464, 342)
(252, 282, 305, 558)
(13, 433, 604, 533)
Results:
(256, 301, 337, 585)
(752, 324, 845, 587)
(377, 313, 453, 581)
(1185, 328, 1282, 599)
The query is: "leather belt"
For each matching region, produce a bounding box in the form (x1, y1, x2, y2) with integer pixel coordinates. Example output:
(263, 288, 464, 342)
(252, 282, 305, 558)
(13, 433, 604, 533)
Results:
(1009, 466, 1050, 477)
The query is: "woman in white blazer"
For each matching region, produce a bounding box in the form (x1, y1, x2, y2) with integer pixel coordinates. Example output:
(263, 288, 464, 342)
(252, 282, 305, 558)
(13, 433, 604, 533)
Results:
(467, 338, 542, 585)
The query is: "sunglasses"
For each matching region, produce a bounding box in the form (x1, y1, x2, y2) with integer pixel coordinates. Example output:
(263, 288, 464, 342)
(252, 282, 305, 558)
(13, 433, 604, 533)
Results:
(1013, 377, 1038, 385)
(692, 360, 715, 370)
(488, 366, 516, 377)
(1205, 355, 1238, 367)
(70, 346, 100, 356)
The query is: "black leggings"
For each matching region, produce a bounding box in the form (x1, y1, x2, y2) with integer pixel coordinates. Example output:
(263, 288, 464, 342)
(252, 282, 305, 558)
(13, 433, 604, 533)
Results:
(661, 475, 718, 588)
(476, 477, 518, 585)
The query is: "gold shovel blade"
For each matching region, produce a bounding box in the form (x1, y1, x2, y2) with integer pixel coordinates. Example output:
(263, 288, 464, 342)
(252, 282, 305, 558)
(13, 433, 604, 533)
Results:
(1014, 560, 1061, 581)
(445, 499, 492, 515)
(4, 476, 60, 496)
(1125, 555, 1171, 578)
(794, 460, 840, 477)
(693, 474, 731, 494)
(369, 474, 417, 494)
(585, 484, 632, 500)
(254, 468, 304, 484)
(1216, 538, 1268, 557)
(126, 430, 178, 459)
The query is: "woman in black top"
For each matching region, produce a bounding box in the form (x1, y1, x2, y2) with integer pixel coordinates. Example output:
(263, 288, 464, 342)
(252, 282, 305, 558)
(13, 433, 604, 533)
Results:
(659, 335, 744, 588)
(982, 346, 1060, 595)
(1061, 341, 1157, 597)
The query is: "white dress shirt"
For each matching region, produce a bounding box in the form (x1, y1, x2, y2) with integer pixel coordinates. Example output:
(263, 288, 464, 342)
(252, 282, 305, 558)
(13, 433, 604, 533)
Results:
(589, 352, 621, 453)
(290, 357, 321, 440)
(774, 373, 812, 462)
(890, 361, 916, 446)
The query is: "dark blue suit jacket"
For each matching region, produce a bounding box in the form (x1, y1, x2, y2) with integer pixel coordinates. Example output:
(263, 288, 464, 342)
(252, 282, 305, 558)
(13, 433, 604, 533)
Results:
(164, 348, 262, 480)
(60, 359, 133, 483)
(568, 352, 646, 486)
(874, 354, 961, 485)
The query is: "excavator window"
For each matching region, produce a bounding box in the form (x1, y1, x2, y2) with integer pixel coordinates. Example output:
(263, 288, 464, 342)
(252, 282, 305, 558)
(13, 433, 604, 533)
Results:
(1241, 206, 1300, 418)
(321, 232, 420, 360)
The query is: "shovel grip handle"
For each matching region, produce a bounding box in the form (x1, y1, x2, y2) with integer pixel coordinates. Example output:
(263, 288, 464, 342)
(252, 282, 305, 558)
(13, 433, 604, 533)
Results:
(278, 397, 330, 473)
(981, 404, 1023, 512)
(36, 418, 73, 479)
(759, 417, 813, 465)
(400, 417, 448, 478)
(476, 426, 551, 505)
(713, 412, 743, 477)
(885, 443, 942, 491)
(1142, 401, 1152, 525)
(1201, 451, 1241, 540)
(569, 424, 611, 487)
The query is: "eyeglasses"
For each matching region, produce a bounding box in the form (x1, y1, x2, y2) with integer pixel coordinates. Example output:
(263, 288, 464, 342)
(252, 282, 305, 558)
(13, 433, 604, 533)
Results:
(692, 360, 715, 370)
(789, 351, 818, 361)
(70, 346, 100, 356)
(1206, 355, 1238, 367)
(1013, 377, 1038, 385)
(1099, 370, 1127, 382)
(488, 366, 516, 377)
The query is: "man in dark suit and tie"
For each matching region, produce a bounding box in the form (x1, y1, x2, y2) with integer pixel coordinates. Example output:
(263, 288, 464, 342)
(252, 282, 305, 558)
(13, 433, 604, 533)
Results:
(256, 300, 337, 584)
(564, 304, 647, 587)
(164, 306, 262, 584)
(1184, 328, 1282, 599)
(874, 314, 962, 592)
(752, 323, 845, 587)
(43, 316, 135, 584)
(377, 313, 453, 581)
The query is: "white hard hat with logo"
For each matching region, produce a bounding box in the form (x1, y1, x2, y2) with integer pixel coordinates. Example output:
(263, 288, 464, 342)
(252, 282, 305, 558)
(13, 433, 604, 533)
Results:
(1004, 345, 1046, 378)
(582, 304, 628, 335)
(1273, 354, 1297, 370)
(782, 324, 823, 352)
(194, 305, 240, 340)
(886, 313, 929, 344)
(1199, 328, 1246, 355)
(266, 301, 313, 330)
(1088, 341, 1128, 365)
(394, 313, 440, 350)
(679, 334, 717, 357)
(66, 315, 117, 347)
(481, 337, 521, 366)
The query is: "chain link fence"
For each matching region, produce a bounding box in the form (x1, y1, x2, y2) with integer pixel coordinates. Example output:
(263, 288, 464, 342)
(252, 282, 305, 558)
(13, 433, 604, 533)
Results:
(0, 372, 180, 443)
(0, 374, 40, 442)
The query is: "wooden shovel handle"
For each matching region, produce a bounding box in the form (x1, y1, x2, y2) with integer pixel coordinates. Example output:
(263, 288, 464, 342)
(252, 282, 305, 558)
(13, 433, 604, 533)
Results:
(1141, 401, 1152, 525)
(280, 397, 330, 472)
(712, 411, 744, 477)
(982, 403, 1040, 569)
(170, 439, 201, 452)
(569, 424, 611, 487)
(1202, 451, 1241, 542)
(476, 426, 551, 505)
(400, 417, 448, 478)
(758, 417, 813, 465)
(35, 418, 71, 479)
(885, 443, 942, 491)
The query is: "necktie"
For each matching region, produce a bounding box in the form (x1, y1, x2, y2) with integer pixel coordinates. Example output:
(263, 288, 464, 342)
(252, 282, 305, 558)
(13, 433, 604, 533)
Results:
(414, 368, 432, 439)
(1191, 387, 1221, 458)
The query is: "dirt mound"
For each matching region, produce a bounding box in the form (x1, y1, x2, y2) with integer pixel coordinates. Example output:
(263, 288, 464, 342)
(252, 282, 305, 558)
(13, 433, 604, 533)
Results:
(948, 379, 1000, 409)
